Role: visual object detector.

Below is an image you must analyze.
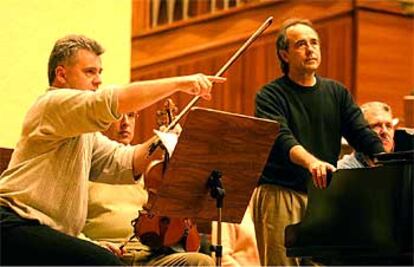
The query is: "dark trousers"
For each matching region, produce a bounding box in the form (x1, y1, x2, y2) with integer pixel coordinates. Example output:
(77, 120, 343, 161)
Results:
(0, 206, 124, 266)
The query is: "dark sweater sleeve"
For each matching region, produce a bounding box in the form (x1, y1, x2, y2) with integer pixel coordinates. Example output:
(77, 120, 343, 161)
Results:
(340, 88, 385, 156)
(255, 87, 300, 162)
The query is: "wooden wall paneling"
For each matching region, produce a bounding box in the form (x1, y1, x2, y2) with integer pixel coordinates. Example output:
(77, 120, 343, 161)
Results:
(208, 51, 231, 112)
(222, 49, 243, 114)
(132, 0, 151, 36)
(205, 38, 273, 116)
(240, 38, 271, 116)
(263, 35, 282, 85)
(355, 0, 411, 16)
(315, 15, 354, 90)
(355, 9, 414, 123)
(404, 95, 414, 127)
(131, 0, 353, 71)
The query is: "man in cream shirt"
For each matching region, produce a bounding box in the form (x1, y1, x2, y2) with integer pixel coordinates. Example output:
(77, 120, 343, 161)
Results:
(0, 34, 224, 265)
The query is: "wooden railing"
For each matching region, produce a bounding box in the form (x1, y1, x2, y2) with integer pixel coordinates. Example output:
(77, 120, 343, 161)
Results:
(150, 0, 254, 27)
(132, 0, 263, 34)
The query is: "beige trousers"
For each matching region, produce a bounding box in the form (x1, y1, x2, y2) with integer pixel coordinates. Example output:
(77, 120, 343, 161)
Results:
(120, 241, 215, 266)
(252, 184, 308, 266)
(130, 252, 214, 266)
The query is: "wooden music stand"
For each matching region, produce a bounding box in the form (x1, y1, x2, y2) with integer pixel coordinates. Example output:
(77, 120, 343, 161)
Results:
(149, 107, 279, 264)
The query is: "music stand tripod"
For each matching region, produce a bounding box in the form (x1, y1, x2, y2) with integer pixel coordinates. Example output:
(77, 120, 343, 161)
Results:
(207, 170, 225, 266)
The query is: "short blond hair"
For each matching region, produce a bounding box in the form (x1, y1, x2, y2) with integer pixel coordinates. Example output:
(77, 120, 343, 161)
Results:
(361, 101, 392, 115)
(360, 101, 398, 126)
(47, 34, 104, 85)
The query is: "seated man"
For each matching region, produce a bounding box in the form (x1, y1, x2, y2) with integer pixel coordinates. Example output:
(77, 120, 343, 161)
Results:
(338, 101, 398, 168)
(80, 111, 214, 266)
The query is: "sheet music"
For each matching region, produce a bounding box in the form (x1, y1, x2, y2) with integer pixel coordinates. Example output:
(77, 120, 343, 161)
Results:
(153, 129, 178, 157)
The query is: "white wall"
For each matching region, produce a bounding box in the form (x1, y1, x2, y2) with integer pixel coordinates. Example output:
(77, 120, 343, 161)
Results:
(0, 0, 131, 148)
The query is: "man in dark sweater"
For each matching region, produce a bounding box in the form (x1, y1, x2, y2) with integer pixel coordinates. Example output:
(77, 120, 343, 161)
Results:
(252, 18, 385, 266)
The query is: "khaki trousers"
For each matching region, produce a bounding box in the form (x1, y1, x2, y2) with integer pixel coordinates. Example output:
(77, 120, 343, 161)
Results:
(252, 184, 308, 266)
(121, 242, 215, 266)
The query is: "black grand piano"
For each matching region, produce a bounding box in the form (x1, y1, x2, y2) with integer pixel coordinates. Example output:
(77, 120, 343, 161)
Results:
(285, 129, 413, 265)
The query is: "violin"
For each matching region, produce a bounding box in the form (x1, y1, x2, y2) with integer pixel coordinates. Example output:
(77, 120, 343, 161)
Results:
(133, 99, 200, 252)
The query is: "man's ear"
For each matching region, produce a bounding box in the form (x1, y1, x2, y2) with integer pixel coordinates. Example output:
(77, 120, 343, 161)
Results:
(54, 65, 67, 85)
(279, 50, 289, 63)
